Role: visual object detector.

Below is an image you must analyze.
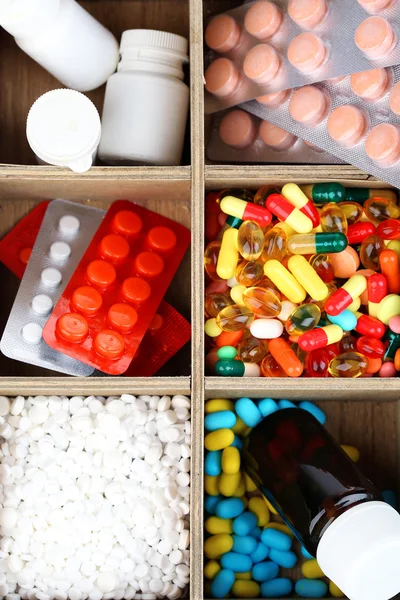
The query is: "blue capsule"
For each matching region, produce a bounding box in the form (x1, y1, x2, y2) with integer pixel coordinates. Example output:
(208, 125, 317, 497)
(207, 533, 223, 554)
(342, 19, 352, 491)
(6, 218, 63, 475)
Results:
(211, 569, 235, 599)
(258, 398, 279, 417)
(301, 545, 315, 559)
(298, 401, 326, 425)
(261, 529, 292, 552)
(261, 578, 293, 598)
(204, 410, 237, 431)
(205, 494, 222, 515)
(251, 526, 262, 540)
(269, 549, 297, 569)
(252, 561, 279, 582)
(216, 497, 245, 519)
(235, 397, 263, 427)
(232, 535, 258, 555)
(231, 435, 243, 449)
(278, 399, 297, 410)
(233, 511, 258, 536)
(221, 552, 253, 573)
(205, 451, 222, 476)
(295, 579, 328, 598)
(251, 541, 269, 564)
(327, 309, 357, 332)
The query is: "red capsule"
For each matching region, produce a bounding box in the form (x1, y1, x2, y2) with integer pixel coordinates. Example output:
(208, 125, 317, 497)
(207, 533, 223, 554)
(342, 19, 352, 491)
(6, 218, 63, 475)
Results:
(368, 273, 387, 304)
(356, 336, 385, 358)
(355, 314, 386, 339)
(347, 222, 376, 245)
(376, 218, 400, 240)
(306, 348, 330, 377)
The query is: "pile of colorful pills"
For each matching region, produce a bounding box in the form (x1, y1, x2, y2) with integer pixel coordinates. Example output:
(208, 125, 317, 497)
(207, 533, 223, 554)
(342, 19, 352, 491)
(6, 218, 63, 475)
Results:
(204, 182, 400, 377)
(204, 396, 397, 597)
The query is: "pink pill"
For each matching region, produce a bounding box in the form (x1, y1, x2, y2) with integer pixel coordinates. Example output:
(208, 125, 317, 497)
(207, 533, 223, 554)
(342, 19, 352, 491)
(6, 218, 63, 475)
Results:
(219, 110, 258, 149)
(350, 68, 390, 101)
(256, 89, 292, 108)
(355, 17, 396, 59)
(289, 86, 329, 126)
(244, 1, 283, 40)
(379, 361, 397, 377)
(389, 81, 400, 116)
(389, 315, 400, 333)
(288, 0, 328, 29)
(243, 44, 281, 84)
(205, 14, 241, 54)
(259, 121, 297, 150)
(327, 105, 367, 148)
(205, 58, 240, 98)
(328, 247, 360, 279)
(365, 123, 400, 167)
(287, 33, 327, 73)
(356, 0, 393, 13)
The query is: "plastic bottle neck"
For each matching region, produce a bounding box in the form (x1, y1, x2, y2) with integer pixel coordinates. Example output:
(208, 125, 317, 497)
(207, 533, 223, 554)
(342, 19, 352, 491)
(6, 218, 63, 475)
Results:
(0, 0, 61, 38)
(118, 46, 186, 80)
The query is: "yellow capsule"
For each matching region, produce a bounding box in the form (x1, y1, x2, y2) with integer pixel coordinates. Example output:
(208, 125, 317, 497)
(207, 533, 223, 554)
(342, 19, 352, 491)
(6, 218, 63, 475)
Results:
(237, 333, 268, 363)
(236, 259, 265, 286)
(216, 304, 254, 332)
(204, 560, 221, 579)
(274, 220, 296, 237)
(264, 259, 307, 304)
(320, 203, 348, 234)
(262, 227, 288, 262)
(328, 351, 369, 378)
(248, 496, 270, 527)
(388, 240, 400, 261)
(205, 293, 233, 318)
(235, 572, 252, 581)
(364, 197, 400, 224)
(244, 473, 258, 493)
(242, 286, 281, 317)
(238, 220, 265, 260)
(288, 255, 329, 302)
(265, 522, 294, 536)
(204, 241, 222, 281)
(257, 277, 282, 300)
(285, 303, 321, 335)
(217, 228, 239, 280)
(329, 580, 345, 597)
(302, 559, 325, 579)
(337, 201, 363, 225)
(230, 284, 246, 305)
(308, 281, 337, 310)
(219, 471, 242, 496)
(232, 476, 246, 498)
(377, 293, 400, 324)
(341, 445, 360, 462)
(205, 516, 233, 535)
(232, 580, 260, 598)
(347, 296, 361, 312)
(205, 318, 223, 337)
(204, 534, 233, 559)
(205, 475, 220, 496)
(232, 416, 249, 435)
(222, 446, 241, 475)
(205, 399, 235, 413)
(360, 234, 385, 270)
(205, 429, 235, 451)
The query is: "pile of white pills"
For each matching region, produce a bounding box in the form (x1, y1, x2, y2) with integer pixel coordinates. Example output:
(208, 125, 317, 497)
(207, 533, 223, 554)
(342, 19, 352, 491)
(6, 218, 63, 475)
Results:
(0, 394, 191, 600)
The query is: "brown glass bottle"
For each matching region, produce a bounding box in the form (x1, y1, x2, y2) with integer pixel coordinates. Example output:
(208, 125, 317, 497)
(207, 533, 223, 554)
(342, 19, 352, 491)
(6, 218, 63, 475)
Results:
(242, 408, 381, 556)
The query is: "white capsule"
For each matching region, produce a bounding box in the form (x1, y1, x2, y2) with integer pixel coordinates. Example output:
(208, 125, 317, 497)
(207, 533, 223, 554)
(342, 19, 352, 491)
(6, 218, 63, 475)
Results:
(250, 317, 284, 339)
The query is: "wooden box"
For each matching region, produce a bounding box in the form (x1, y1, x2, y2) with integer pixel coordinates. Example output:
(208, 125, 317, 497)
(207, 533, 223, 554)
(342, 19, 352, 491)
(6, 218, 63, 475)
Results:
(0, 1, 398, 599)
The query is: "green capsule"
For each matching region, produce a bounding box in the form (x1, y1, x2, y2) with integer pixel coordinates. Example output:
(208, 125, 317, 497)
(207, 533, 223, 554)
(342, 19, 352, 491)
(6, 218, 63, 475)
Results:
(215, 360, 245, 376)
(217, 346, 238, 360)
(384, 330, 400, 361)
(287, 232, 347, 255)
(300, 183, 345, 204)
(344, 187, 397, 204)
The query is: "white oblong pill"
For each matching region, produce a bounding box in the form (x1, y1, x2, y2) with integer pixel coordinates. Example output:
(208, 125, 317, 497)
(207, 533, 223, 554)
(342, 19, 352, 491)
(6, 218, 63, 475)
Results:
(41, 267, 62, 288)
(250, 318, 284, 339)
(22, 322, 43, 344)
(50, 241, 71, 261)
(59, 215, 80, 236)
(32, 294, 53, 316)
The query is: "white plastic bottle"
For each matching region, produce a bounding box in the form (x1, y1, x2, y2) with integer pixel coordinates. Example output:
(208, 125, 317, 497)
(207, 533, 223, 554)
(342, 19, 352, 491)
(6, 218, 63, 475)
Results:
(0, 0, 119, 92)
(98, 29, 189, 166)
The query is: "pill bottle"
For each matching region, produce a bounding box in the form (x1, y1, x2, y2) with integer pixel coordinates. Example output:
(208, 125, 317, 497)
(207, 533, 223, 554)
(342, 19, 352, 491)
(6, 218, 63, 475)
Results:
(26, 89, 101, 173)
(0, 0, 119, 92)
(98, 30, 189, 167)
(243, 408, 400, 600)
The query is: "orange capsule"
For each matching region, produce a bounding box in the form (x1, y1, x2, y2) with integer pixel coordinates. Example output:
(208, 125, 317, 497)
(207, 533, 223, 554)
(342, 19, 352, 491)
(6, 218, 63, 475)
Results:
(268, 338, 304, 377)
(395, 348, 400, 371)
(366, 357, 383, 374)
(379, 249, 400, 294)
(215, 329, 244, 348)
(260, 353, 286, 377)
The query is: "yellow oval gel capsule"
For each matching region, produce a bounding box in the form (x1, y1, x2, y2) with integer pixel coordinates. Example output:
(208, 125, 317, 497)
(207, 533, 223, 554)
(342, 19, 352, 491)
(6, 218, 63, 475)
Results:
(232, 580, 260, 597)
(329, 580, 345, 597)
(222, 446, 241, 474)
(341, 445, 360, 462)
(219, 471, 242, 496)
(230, 284, 246, 305)
(204, 533, 233, 558)
(205, 475, 220, 496)
(302, 559, 325, 579)
(235, 572, 252, 581)
(288, 255, 329, 302)
(232, 415, 249, 435)
(205, 429, 235, 451)
(204, 560, 221, 579)
(217, 228, 239, 280)
(265, 522, 294, 536)
(248, 496, 270, 527)
(264, 259, 307, 304)
(205, 399, 235, 414)
(205, 318, 223, 337)
(238, 220, 264, 260)
(377, 293, 400, 325)
(244, 473, 258, 493)
(232, 476, 246, 497)
(205, 516, 233, 535)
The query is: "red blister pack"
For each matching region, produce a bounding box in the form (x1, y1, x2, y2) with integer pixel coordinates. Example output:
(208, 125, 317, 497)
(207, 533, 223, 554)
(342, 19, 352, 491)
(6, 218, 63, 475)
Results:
(124, 301, 191, 377)
(43, 200, 191, 375)
(0, 201, 50, 278)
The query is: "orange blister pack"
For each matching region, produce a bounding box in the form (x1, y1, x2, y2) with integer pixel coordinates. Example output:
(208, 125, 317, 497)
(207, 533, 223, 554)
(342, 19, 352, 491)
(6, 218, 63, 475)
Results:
(42, 200, 191, 374)
(0, 201, 50, 278)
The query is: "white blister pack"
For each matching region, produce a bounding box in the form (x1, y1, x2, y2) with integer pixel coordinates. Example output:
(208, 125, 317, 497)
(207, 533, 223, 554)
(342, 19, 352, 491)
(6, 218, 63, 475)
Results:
(0, 200, 105, 376)
(207, 107, 345, 164)
(241, 65, 400, 188)
(204, 0, 400, 113)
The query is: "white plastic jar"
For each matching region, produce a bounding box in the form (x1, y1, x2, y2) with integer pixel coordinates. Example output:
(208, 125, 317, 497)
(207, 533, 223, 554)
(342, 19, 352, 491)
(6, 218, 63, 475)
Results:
(98, 29, 190, 166)
(0, 0, 119, 92)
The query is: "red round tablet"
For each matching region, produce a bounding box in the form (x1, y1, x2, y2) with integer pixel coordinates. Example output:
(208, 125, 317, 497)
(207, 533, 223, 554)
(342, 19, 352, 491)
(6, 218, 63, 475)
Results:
(134, 252, 164, 278)
(56, 313, 89, 343)
(93, 329, 125, 359)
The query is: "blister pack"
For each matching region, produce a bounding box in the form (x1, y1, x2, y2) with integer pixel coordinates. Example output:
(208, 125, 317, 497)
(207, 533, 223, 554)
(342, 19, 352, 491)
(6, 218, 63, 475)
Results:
(241, 65, 400, 189)
(0, 201, 50, 278)
(207, 107, 344, 164)
(43, 200, 191, 375)
(204, 0, 400, 113)
(0, 200, 105, 376)
(124, 301, 191, 377)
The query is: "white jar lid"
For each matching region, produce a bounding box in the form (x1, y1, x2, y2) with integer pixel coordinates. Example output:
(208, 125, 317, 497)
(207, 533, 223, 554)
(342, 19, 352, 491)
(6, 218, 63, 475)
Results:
(121, 29, 188, 59)
(26, 89, 101, 173)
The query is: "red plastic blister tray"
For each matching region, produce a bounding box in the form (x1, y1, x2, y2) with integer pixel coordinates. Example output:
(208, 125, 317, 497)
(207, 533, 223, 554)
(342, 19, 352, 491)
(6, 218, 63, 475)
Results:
(42, 200, 191, 374)
(0, 201, 50, 278)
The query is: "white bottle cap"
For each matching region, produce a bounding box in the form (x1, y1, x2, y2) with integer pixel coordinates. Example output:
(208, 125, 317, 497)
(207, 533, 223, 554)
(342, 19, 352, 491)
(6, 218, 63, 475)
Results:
(119, 29, 188, 77)
(317, 501, 400, 600)
(50, 241, 71, 261)
(26, 89, 101, 173)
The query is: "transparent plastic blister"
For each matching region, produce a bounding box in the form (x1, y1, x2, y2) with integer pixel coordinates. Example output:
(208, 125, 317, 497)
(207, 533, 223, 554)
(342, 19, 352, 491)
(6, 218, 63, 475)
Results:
(240, 65, 400, 188)
(207, 108, 345, 164)
(0, 200, 105, 376)
(204, 0, 400, 113)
